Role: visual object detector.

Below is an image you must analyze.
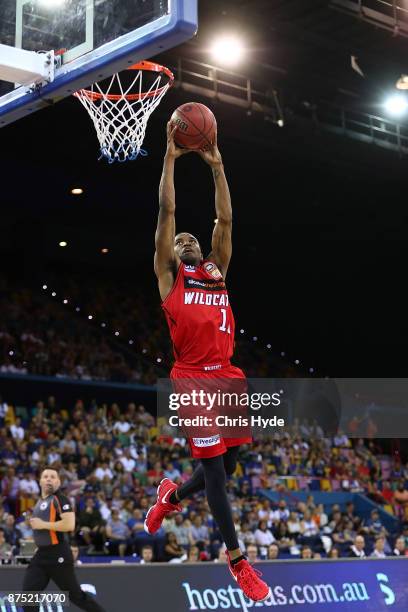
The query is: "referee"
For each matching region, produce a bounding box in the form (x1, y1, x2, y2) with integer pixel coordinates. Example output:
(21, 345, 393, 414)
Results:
(22, 468, 108, 612)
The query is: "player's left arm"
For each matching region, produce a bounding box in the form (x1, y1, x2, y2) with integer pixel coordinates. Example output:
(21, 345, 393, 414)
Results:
(198, 132, 232, 278)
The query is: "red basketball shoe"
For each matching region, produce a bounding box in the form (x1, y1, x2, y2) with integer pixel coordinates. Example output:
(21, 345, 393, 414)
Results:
(144, 478, 182, 535)
(226, 552, 271, 602)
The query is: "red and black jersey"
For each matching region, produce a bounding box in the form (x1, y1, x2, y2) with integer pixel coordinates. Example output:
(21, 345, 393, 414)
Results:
(162, 260, 235, 368)
(32, 490, 73, 547)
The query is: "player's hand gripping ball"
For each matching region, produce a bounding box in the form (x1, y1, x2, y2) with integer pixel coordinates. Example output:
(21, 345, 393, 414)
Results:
(170, 102, 217, 150)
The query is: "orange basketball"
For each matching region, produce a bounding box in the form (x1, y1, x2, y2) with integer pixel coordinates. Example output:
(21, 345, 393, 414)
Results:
(170, 102, 217, 150)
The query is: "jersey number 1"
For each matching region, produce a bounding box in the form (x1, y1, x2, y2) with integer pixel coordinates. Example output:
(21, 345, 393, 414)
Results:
(219, 308, 231, 334)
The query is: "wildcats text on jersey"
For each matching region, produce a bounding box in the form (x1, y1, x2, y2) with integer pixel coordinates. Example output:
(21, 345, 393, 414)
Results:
(184, 292, 229, 306)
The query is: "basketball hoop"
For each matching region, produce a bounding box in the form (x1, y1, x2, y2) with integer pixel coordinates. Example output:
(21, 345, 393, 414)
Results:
(74, 61, 174, 163)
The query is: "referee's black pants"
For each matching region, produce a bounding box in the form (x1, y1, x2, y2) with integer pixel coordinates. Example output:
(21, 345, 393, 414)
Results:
(22, 562, 108, 612)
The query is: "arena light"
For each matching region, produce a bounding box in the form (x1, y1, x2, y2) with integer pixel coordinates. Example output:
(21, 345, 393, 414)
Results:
(71, 187, 83, 195)
(210, 35, 245, 66)
(384, 94, 408, 116)
(101, 248, 109, 254)
(59, 241, 67, 247)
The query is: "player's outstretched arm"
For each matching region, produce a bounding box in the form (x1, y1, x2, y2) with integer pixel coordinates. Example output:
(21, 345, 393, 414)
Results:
(154, 122, 190, 301)
(198, 131, 232, 278)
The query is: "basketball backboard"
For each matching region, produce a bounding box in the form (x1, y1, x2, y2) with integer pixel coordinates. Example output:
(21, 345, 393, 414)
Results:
(0, 0, 197, 126)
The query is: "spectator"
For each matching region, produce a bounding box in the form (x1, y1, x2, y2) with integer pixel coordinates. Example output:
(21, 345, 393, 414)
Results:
(10, 417, 24, 441)
(240, 521, 256, 546)
(254, 520, 275, 554)
(258, 500, 274, 526)
(3, 515, 20, 548)
(299, 510, 320, 549)
(364, 509, 386, 537)
(186, 545, 200, 563)
(393, 536, 407, 557)
(287, 512, 301, 538)
(170, 514, 193, 548)
(371, 536, 387, 559)
(164, 462, 181, 481)
(163, 532, 187, 563)
(16, 511, 34, 540)
(328, 547, 340, 559)
(312, 504, 328, 528)
(246, 544, 259, 564)
(119, 448, 136, 473)
(273, 500, 290, 523)
(94, 462, 113, 481)
(0, 528, 12, 559)
(268, 543, 280, 560)
(191, 516, 210, 549)
(105, 508, 130, 557)
(394, 481, 408, 520)
(1, 467, 20, 515)
(349, 535, 366, 558)
(70, 544, 82, 565)
(77, 497, 105, 552)
(139, 545, 154, 564)
(300, 546, 313, 560)
(275, 521, 295, 552)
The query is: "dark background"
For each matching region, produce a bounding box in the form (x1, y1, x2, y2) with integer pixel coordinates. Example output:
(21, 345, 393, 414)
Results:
(2, 0, 408, 378)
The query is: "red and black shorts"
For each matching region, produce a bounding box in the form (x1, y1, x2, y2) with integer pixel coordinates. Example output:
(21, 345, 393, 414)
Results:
(170, 361, 253, 459)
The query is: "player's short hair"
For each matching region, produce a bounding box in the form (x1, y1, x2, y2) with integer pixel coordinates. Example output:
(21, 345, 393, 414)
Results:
(40, 467, 60, 477)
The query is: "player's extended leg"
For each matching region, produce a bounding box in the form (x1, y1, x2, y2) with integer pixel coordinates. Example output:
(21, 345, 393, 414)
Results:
(201, 455, 271, 603)
(22, 563, 49, 612)
(144, 447, 239, 534)
(49, 564, 108, 612)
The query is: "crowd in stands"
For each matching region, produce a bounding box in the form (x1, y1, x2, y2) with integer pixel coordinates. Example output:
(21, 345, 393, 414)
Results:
(1, 395, 408, 564)
(0, 279, 294, 386)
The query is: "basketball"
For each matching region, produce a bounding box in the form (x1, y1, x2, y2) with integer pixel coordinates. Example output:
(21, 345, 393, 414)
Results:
(170, 102, 217, 150)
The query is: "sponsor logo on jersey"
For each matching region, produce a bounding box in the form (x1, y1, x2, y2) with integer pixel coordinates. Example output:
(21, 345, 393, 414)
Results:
(184, 265, 196, 272)
(203, 364, 223, 371)
(40, 502, 48, 510)
(184, 277, 226, 291)
(192, 434, 221, 447)
(204, 262, 222, 279)
(62, 504, 70, 510)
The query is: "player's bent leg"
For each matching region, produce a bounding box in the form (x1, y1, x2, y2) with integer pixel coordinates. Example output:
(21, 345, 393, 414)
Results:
(50, 565, 108, 612)
(173, 445, 240, 504)
(201, 455, 271, 603)
(223, 445, 240, 476)
(170, 463, 205, 502)
(22, 563, 49, 612)
(144, 478, 182, 535)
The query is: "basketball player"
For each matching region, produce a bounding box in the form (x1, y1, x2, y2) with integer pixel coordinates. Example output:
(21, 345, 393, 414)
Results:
(144, 122, 270, 602)
(22, 468, 107, 612)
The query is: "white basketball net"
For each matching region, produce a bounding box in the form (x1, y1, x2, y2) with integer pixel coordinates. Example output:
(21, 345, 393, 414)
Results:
(74, 66, 172, 163)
